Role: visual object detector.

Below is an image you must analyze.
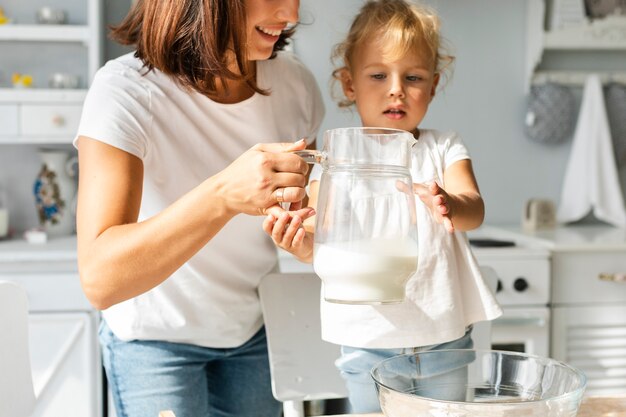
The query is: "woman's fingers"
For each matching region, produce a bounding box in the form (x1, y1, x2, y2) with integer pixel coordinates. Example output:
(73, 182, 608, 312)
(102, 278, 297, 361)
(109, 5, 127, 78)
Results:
(254, 138, 307, 153)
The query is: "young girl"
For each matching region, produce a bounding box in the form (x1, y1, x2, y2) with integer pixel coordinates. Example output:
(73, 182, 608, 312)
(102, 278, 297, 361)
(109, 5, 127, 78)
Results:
(263, 0, 502, 413)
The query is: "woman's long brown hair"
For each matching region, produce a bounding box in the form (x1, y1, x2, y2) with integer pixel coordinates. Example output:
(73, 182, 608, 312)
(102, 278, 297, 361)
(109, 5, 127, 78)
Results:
(110, 0, 295, 98)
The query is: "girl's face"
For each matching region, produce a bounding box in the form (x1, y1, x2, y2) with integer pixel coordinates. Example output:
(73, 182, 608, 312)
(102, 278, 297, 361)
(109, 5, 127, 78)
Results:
(341, 38, 439, 135)
(245, 0, 299, 61)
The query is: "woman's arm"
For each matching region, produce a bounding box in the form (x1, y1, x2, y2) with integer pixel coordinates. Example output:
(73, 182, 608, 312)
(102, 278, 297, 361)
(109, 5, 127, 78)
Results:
(76, 136, 309, 309)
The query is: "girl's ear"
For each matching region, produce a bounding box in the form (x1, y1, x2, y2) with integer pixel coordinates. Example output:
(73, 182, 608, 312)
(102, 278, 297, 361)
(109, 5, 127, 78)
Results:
(430, 72, 440, 101)
(339, 68, 356, 101)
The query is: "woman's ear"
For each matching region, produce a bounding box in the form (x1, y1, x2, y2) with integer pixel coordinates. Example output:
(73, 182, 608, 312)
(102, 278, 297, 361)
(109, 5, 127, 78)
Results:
(339, 68, 356, 101)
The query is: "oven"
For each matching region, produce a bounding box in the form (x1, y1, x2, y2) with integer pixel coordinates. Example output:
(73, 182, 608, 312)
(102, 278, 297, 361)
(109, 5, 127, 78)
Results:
(470, 236, 552, 358)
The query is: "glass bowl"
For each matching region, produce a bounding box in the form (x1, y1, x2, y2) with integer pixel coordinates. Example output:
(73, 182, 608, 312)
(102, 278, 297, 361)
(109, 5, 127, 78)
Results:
(371, 349, 586, 417)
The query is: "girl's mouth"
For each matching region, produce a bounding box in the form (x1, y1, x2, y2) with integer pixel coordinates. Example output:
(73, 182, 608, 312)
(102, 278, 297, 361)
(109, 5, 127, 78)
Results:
(384, 109, 406, 120)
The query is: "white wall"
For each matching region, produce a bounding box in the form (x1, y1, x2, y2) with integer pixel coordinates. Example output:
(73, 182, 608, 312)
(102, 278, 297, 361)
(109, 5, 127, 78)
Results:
(2, 0, 624, 233)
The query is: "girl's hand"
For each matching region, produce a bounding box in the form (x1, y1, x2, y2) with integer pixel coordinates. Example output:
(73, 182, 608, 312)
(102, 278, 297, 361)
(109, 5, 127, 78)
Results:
(263, 208, 315, 263)
(413, 182, 455, 233)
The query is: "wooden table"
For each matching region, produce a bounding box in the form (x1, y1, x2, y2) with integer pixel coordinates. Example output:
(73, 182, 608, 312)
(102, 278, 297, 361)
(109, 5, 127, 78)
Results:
(326, 395, 626, 416)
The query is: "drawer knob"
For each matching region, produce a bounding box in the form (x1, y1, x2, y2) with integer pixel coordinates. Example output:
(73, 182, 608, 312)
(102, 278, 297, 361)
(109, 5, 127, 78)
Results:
(513, 277, 529, 292)
(51, 115, 66, 127)
(598, 273, 626, 283)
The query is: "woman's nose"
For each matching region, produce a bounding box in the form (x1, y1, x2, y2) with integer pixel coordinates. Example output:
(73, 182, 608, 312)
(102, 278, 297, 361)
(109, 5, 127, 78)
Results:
(276, 0, 299, 23)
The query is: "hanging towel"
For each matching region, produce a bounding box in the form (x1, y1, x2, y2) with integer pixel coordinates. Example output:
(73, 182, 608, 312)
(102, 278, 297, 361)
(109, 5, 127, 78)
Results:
(556, 74, 626, 227)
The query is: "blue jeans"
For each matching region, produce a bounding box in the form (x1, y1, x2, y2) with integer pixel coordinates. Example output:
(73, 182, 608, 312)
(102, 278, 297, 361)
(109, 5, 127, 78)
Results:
(99, 321, 281, 417)
(337, 326, 474, 414)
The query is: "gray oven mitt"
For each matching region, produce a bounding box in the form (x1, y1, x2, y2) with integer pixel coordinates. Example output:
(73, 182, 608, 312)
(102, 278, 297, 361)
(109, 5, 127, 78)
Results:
(524, 82, 576, 144)
(605, 82, 626, 167)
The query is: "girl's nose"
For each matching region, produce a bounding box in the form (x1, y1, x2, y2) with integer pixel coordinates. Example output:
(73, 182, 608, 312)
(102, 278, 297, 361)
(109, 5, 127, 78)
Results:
(388, 76, 405, 98)
(276, 0, 299, 23)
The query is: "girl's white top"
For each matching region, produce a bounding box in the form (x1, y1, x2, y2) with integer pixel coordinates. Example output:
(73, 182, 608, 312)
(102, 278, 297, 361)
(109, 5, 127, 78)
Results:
(75, 51, 324, 348)
(313, 129, 502, 348)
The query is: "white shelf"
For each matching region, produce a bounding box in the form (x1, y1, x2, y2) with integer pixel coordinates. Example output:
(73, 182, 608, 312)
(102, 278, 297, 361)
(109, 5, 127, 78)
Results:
(0, 24, 90, 43)
(544, 15, 626, 50)
(525, 1, 626, 92)
(0, 88, 87, 103)
(0, 136, 75, 145)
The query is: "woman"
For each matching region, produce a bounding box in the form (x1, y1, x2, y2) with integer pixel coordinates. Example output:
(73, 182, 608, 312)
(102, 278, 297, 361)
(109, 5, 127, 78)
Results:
(74, 1, 323, 416)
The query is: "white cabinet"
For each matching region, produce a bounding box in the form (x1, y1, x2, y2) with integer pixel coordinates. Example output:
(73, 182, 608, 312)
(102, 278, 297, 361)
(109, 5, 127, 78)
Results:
(551, 250, 626, 396)
(0, 236, 103, 417)
(0, 89, 86, 143)
(0, 0, 102, 144)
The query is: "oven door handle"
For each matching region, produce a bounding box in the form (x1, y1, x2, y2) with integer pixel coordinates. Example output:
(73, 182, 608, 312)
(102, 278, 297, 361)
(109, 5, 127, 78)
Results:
(494, 317, 547, 327)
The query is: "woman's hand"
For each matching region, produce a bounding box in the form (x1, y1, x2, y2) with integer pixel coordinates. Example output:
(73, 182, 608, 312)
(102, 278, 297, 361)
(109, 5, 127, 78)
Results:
(212, 139, 310, 216)
(413, 181, 455, 233)
(263, 208, 316, 263)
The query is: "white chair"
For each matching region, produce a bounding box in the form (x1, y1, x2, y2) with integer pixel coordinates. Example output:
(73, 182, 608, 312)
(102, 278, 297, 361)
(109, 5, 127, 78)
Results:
(259, 273, 348, 417)
(0, 281, 36, 417)
(259, 267, 497, 417)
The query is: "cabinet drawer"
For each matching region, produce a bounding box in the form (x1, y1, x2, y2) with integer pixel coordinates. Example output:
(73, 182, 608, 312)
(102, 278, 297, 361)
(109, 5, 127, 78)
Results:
(552, 251, 626, 304)
(0, 104, 19, 136)
(20, 104, 82, 136)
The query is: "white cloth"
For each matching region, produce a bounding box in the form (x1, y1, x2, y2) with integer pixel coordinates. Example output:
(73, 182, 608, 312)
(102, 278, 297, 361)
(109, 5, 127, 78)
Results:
(313, 130, 502, 348)
(556, 74, 626, 227)
(75, 51, 324, 348)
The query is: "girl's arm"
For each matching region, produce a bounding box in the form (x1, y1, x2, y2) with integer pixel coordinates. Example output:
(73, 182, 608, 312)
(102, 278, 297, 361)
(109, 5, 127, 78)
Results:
(414, 159, 484, 233)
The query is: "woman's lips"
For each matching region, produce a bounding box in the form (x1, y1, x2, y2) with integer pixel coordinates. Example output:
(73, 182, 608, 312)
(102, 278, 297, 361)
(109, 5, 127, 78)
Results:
(256, 25, 283, 40)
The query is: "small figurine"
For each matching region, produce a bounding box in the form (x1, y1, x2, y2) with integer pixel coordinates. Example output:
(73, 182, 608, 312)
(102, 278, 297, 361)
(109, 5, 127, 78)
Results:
(0, 7, 11, 25)
(12, 73, 33, 88)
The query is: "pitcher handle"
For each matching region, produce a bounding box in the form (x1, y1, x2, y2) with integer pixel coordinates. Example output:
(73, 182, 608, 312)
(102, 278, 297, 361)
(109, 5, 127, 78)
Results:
(293, 150, 324, 164)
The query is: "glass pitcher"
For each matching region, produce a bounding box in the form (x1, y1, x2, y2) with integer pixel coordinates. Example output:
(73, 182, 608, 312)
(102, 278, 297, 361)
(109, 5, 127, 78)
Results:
(298, 127, 418, 304)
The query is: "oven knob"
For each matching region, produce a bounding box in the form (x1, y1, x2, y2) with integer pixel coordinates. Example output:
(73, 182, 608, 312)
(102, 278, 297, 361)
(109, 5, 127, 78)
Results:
(513, 277, 529, 292)
(496, 279, 503, 293)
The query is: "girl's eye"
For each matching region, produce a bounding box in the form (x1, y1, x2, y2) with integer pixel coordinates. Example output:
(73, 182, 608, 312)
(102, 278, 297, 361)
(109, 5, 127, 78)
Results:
(406, 75, 422, 82)
(370, 73, 386, 80)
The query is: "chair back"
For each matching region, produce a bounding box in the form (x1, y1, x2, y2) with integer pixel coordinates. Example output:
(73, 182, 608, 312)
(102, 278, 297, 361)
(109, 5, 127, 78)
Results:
(0, 281, 36, 417)
(259, 272, 348, 402)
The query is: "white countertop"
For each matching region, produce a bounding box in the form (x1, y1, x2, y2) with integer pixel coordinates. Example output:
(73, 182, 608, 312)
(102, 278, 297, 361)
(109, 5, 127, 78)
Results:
(2, 223, 624, 266)
(0, 235, 77, 262)
(479, 224, 626, 252)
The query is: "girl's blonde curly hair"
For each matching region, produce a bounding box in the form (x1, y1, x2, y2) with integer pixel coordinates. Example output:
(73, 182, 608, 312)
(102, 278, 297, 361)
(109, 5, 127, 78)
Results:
(332, 0, 455, 108)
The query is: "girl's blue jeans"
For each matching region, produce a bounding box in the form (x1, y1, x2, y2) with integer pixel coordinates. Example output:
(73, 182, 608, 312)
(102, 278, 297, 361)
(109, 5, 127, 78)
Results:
(99, 321, 281, 417)
(337, 326, 474, 413)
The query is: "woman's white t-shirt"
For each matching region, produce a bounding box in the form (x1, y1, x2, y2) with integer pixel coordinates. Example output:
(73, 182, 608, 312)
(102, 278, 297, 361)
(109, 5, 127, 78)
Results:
(75, 51, 324, 348)
(313, 129, 502, 348)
